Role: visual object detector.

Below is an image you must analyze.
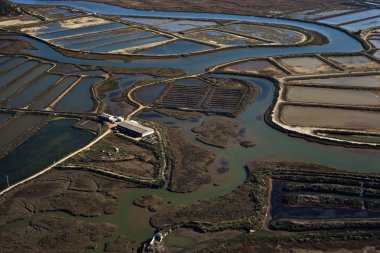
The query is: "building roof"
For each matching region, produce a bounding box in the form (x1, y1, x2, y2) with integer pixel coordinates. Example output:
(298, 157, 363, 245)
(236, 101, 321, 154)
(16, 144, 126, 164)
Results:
(117, 120, 154, 134)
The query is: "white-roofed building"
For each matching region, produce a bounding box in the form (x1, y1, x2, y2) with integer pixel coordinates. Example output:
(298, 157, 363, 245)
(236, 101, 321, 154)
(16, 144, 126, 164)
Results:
(116, 120, 154, 138)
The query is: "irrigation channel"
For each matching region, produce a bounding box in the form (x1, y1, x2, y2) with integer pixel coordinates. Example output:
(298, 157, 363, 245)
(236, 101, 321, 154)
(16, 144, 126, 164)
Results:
(3, 0, 380, 249)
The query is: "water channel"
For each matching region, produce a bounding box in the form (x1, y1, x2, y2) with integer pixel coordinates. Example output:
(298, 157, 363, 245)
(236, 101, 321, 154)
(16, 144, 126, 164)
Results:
(3, 0, 380, 249)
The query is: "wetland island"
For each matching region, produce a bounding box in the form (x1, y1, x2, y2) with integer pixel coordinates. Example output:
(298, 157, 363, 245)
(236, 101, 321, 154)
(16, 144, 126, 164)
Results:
(0, 0, 380, 252)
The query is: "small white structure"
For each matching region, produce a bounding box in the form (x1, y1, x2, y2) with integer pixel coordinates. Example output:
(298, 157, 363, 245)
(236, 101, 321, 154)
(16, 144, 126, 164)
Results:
(117, 120, 154, 138)
(99, 113, 124, 123)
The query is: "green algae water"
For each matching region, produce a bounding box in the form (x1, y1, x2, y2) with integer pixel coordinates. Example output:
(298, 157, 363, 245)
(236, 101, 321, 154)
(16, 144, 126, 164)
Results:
(0, 119, 94, 189)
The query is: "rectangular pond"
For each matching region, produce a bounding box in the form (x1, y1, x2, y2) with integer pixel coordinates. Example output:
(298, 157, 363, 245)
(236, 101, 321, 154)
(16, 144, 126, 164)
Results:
(281, 105, 380, 130)
(89, 36, 168, 53)
(286, 86, 380, 106)
(31, 75, 80, 110)
(54, 77, 103, 112)
(319, 9, 380, 25)
(340, 16, 380, 31)
(0, 63, 53, 102)
(8, 74, 62, 108)
(290, 75, 380, 88)
(0, 115, 46, 151)
(65, 31, 155, 50)
(138, 40, 212, 55)
(0, 60, 40, 90)
(0, 119, 94, 190)
(39, 23, 128, 40)
(0, 57, 26, 72)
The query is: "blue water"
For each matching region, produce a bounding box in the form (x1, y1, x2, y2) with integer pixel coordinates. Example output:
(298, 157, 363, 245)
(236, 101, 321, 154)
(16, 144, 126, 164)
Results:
(8, 74, 61, 108)
(0, 60, 39, 89)
(66, 31, 155, 50)
(0, 63, 53, 102)
(139, 40, 213, 55)
(40, 23, 128, 40)
(88, 35, 168, 53)
(10, 0, 364, 75)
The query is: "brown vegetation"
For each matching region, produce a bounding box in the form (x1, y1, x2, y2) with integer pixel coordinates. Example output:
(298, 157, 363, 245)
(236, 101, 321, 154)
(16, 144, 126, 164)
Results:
(104, 236, 140, 253)
(191, 118, 240, 148)
(0, 215, 116, 253)
(64, 134, 159, 179)
(133, 194, 165, 212)
(167, 127, 216, 193)
(0, 169, 138, 227)
(153, 108, 201, 121)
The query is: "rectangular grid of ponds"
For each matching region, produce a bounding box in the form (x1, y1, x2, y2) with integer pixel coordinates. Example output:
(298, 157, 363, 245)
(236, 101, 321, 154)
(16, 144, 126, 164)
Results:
(0, 60, 40, 90)
(0, 63, 53, 102)
(318, 9, 380, 25)
(138, 40, 212, 55)
(7, 74, 62, 108)
(156, 80, 210, 109)
(65, 31, 155, 50)
(205, 87, 246, 113)
(53, 28, 136, 45)
(89, 35, 169, 53)
(340, 16, 380, 31)
(22, 20, 169, 54)
(0, 57, 26, 72)
(40, 23, 128, 40)
(31, 75, 80, 110)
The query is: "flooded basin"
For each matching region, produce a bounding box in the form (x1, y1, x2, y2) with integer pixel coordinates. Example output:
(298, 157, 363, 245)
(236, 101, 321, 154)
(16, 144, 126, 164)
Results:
(0, 57, 26, 72)
(65, 31, 155, 50)
(134, 83, 166, 105)
(54, 77, 104, 112)
(39, 23, 127, 40)
(290, 75, 380, 88)
(278, 56, 336, 74)
(89, 35, 169, 53)
(318, 132, 380, 144)
(223, 59, 286, 76)
(31, 75, 80, 110)
(0, 115, 46, 151)
(319, 9, 380, 25)
(0, 119, 94, 189)
(280, 105, 380, 130)
(286, 86, 380, 106)
(0, 60, 39, 89)
(22, 16, 112, 35)
(340, 16, 380, 31)
(0, 113, 12, 125)
(288, 5, 363, 20)
(0, 63, 53, 101)
(327, 55, 379, 70)
(8, 74, 62, 108)
(138, 40, 213, 55)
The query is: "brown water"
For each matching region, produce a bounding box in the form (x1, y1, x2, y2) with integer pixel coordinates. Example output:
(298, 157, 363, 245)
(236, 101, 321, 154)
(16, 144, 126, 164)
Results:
(290, 75, 380, 88)
(286, 86, 380, 106)
(281, 105, 380, 130)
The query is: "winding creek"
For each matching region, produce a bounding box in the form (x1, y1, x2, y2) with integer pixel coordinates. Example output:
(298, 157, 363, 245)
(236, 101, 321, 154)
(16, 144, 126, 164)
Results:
(3, 0, 380, 249)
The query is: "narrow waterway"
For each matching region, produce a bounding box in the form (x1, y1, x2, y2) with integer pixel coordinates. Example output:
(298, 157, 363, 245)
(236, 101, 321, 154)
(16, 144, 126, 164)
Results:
(3, 0, 380, 249)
